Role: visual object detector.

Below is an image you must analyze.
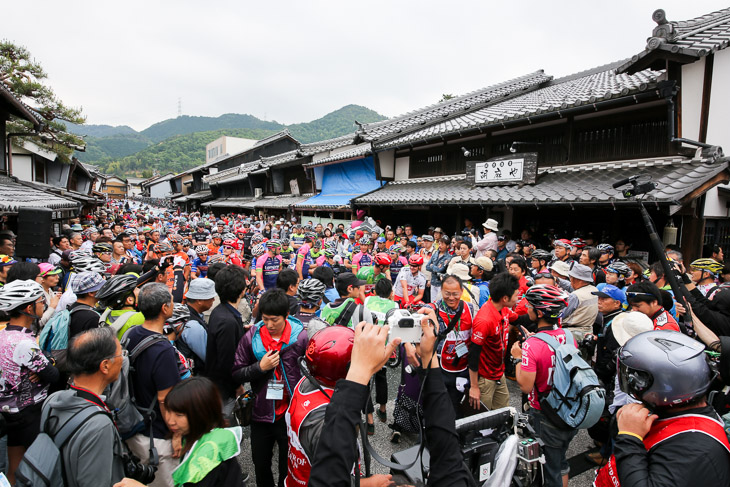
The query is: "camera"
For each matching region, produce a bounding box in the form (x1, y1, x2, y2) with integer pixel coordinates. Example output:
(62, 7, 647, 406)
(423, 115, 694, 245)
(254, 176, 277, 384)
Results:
(461, 230, 473, 236)
(386, 309, 425, 343)
(123, 452, 157, 484)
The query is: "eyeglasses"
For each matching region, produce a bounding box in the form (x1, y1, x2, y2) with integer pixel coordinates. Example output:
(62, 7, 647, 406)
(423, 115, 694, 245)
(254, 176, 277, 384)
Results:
(442, 292, 462, 299)
(108, 349, 129, 360)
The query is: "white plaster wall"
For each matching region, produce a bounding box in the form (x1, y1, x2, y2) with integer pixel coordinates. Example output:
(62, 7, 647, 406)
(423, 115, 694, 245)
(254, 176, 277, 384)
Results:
(394, 156, 409, 180)
(13, 155, 32, 182)
(680, 58, 705, 141)
(703, 49, 730, 218)
(149, 181, 169, 199)
(378, 150, 395, 178)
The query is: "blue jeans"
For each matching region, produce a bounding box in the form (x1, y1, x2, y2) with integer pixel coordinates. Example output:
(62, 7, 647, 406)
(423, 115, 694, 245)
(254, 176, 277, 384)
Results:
(530, 408, 578, 487)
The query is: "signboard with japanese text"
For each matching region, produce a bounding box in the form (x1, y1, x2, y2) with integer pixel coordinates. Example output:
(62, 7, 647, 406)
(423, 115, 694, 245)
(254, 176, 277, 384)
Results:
(466, 152, 537, 187)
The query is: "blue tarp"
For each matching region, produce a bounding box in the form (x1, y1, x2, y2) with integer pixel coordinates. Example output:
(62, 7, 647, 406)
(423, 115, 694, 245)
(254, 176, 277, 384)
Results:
(298, 156, 382, 208)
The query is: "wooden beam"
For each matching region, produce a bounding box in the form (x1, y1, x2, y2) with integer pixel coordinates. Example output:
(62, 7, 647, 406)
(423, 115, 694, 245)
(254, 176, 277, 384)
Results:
(680, 169, 730, 205)
(699, 53, 714, 143)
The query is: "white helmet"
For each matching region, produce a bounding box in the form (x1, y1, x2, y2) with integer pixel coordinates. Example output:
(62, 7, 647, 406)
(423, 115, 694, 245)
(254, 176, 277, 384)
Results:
(0, 280, 46, 311)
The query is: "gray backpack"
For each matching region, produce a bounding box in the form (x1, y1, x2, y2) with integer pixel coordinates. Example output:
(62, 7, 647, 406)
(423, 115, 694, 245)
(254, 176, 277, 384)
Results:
(15, 405, 104, 487)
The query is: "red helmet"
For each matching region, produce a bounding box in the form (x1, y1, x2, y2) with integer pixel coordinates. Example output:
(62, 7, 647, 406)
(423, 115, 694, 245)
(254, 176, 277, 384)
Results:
(523, 284, 569, 319)
(222, 239, 238, 249)
(409, 254, 424, 266)
(374, 252, 392, 266)
(305, 326, 354, 387)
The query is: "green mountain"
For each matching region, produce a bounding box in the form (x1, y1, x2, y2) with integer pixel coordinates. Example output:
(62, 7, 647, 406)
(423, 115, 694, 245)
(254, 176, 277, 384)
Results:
(72, 105, 387, 177)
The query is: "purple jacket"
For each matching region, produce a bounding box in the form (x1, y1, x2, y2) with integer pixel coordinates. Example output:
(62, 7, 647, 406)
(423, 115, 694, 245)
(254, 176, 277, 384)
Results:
(231, 317, 308, 423)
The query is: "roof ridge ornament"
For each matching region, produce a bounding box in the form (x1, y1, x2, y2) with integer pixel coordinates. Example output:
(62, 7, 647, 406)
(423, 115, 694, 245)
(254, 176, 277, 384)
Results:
(647, 9, 678, 50)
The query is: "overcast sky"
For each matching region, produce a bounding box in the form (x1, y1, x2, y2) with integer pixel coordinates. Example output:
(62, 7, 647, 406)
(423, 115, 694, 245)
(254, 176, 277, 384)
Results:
(4, 1, 728, 131)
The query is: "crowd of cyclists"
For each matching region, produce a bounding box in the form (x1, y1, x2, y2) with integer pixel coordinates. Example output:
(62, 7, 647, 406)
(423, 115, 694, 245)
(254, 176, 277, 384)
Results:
(0, 200, 730, 487)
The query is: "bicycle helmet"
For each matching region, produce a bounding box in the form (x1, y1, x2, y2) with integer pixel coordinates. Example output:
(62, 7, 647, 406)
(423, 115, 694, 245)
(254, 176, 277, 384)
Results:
(72, 256, 107, 273)
(553, 239, 572, 249)
(251, 234, 264, 245)
(389, 244, 403, 255)
(597, 243, 614, 254)
(311, 239, 322, 250)
(96, 274, 137, 308)
(182, 239, 191, 247)
(359, 237, 371, 246)
(409, 254, 424, 266)
(223, 232, 236, 241)
(154, 242, 174, 255)
(531, 249, 551, 262)
(324, 248, 336, 258)
(690, 258, 723, 275)
(571, 238, 586, 249)
(0, 279, 45, 312)
(195, 245, 209, 255)
(166, 303, 190, 326)
(167, 234, 182, 244)
(523, 284, 569, 319)
(251, 243, 266, 257)
(266, 239, 281, 250)
(126, 228, 138, 235)
(305, 325, 355, 387)
(207, 254, 226, 265)
(222, 239, 237, 248)
(69, 249, 93, 261)
(297, 279, 326, 306)
(618, 330, 712, 408)
(606, 261, 631, 277)
(281, 238, 291, 248)
(305, 232, 318, 241)
(92, 242, 113, 253)
(211, 232, 222, 240)
(375, 252, 392, 266)
(324, 241, 337, 250)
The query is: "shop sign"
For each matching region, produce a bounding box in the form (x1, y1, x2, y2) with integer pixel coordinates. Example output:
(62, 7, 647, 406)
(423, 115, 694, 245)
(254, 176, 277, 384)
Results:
(466, 152, 537, 186)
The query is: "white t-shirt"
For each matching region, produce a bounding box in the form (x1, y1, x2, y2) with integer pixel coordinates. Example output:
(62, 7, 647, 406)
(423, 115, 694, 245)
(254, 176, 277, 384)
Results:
(394, 267, 426, 298)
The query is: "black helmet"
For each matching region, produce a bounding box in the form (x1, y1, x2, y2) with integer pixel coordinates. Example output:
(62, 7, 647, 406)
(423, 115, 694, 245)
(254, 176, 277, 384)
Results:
(531, 249, 551, 262)
(618, 330, 712, 408)
(95, 274, 137, 309)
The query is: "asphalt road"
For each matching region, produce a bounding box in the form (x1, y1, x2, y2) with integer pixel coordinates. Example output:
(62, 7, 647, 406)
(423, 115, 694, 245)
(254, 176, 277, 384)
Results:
(236, 369, 599, 486)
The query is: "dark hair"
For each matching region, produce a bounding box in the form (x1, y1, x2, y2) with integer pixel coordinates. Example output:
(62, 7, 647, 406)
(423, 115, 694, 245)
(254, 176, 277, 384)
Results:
(0, 235, 13, 248)
(459, 240, 472, 250)
(206, 262, 226, 281)
(117, 263, 143, 276)
(138, 283, 172, 319)
(142, 259, 159, 273)
(374, 278, 393, 298)
(276, 268, 299, 292)
(52, 236, 69, 247)
(439, 236, 450, 245)
(164, 377, 224, 456)
(67, 327, 118, 375)
(489, 272, 520, 302)
(406, 241, 417, 250)
(626, 281, 661, 305)
(259, 288, 290, 317)
(7, 262, 40, 283)
(96, 236, 114, 244)
(583, 247, 601, 265)
(702, 244, 723, 258)
(115, 232, 130, 243)
(508, 258, 528, 275)
(312, 266, 334, 289)
(649, 261, 665, 280)
(214, 265, 247, 303)
(441, 274, 464, 290)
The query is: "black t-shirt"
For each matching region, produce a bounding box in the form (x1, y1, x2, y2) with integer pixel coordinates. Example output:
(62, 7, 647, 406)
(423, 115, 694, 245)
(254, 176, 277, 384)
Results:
(287, 294, 300, 316)
(193, 231, 210, 243)
(126, 326, 180, 438)
(68, 303, 101, 339)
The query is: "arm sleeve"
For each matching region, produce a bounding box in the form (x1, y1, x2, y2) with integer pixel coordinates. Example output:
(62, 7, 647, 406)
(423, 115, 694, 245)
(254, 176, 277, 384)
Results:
(420, 368, 472, 487)
(36, 362, 60, 384)
(308, 380, 369, 487)
(468, 343, 482, 372)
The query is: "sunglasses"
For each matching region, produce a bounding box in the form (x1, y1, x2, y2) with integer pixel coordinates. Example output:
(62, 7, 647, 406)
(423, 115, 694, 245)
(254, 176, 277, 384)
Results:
(223, 246, 234, 250)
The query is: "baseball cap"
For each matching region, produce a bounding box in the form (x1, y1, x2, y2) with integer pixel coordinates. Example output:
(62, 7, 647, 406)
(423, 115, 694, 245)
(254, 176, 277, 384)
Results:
(336, 272, 367, 289)
(592, 284, 626, 304)
(38, 263, 62, 277)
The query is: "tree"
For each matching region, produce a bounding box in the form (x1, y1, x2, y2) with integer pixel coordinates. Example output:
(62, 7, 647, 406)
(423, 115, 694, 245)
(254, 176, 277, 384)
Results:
(141, 169, 153, 178)
(0, 40, 85, 161)
(439, 94, 455, 102)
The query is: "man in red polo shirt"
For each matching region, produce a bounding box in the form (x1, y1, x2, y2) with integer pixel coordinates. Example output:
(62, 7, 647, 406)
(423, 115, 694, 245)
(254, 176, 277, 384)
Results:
(468, 272, 520, 410)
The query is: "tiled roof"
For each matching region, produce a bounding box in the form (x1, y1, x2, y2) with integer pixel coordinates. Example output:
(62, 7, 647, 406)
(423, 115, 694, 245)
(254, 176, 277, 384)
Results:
(202, 198, 255, 208)
(619, 8, 730, 72)
(354, 156, 727, 206)
(0, 82, 41, 126)
(259, 149, 301, 168)
(253, 129, 298, 148)
(375, 63, 663, 150)
(186, 190, 213, 201)
(360, 71, 551, 142)
(299, 134, 359, 156)
(252, 194, 313, 209)
(0, 176, 78, 212)
(304, 144, 372, 168)
(203, 161, 261, 185)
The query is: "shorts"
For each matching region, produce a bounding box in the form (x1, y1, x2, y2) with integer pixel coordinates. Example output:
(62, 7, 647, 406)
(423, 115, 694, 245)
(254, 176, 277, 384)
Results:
(4, 402, 43, 448)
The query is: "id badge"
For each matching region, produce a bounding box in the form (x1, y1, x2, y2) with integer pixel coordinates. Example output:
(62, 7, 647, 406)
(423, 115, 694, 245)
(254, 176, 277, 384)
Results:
(267, 379, 285, 400)
(454, 342, 468, 358)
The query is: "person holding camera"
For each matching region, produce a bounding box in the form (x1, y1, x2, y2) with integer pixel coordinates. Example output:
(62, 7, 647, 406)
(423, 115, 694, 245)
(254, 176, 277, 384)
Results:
(308, 320, 471, 487)
(43, 327, 127, 487)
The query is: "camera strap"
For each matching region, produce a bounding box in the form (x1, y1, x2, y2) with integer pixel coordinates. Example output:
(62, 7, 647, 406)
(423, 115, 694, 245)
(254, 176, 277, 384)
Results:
(436, 301, 464, 341)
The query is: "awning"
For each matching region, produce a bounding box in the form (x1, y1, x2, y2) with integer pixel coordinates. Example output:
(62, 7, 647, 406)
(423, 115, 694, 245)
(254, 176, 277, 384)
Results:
(254, 194, 312, 209)
(0, 177, 79, 212)
(186, 191, 213, 201)
(296, 156, 383, 209)
(354, 157, 730, 208)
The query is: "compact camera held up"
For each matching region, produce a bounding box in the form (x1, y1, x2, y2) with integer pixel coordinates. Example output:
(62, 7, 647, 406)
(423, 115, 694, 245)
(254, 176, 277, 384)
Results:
(386, 309, 426, 344)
